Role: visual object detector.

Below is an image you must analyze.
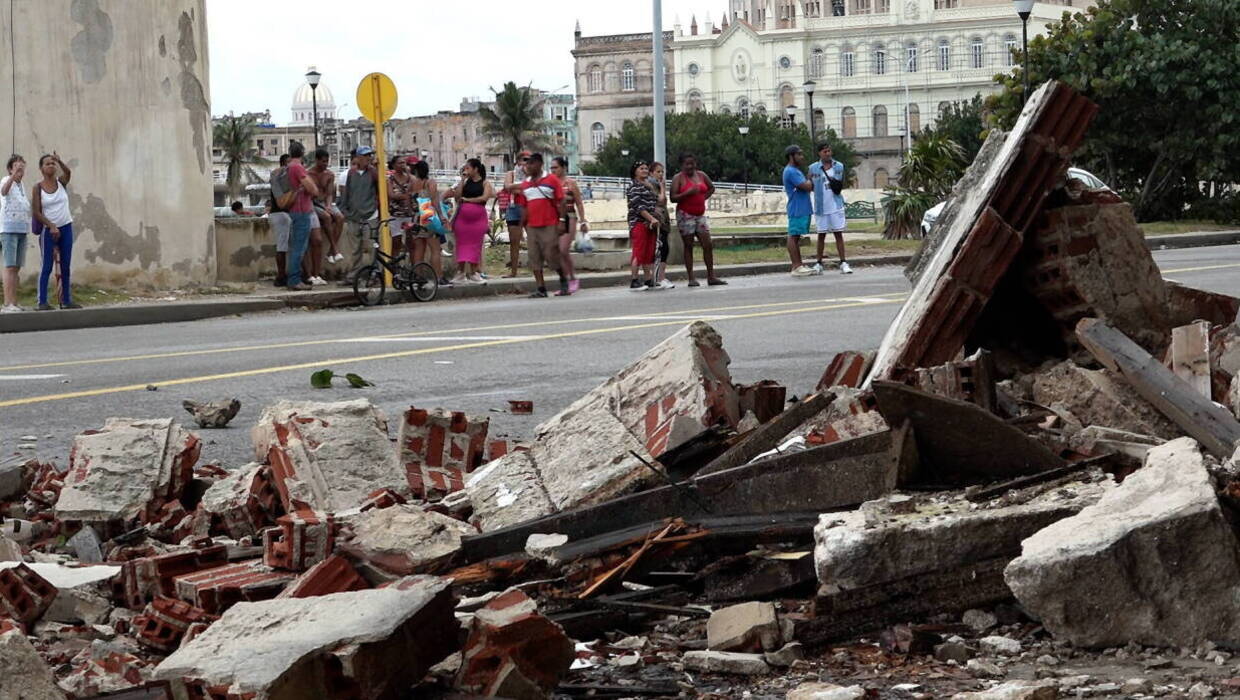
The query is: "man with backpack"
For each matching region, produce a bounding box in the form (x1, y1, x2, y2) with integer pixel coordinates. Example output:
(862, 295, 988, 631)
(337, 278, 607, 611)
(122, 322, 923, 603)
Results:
(809, 143, 852, 274)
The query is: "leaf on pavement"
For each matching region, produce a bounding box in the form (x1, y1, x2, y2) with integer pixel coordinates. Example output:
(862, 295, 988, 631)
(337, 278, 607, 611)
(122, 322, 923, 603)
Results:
(345, 373, 375, 388)
(310, 369, 334, 389)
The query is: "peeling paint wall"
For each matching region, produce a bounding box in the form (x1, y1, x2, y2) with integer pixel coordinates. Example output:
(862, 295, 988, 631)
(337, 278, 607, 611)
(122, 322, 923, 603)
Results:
(0, 0, 214, 288)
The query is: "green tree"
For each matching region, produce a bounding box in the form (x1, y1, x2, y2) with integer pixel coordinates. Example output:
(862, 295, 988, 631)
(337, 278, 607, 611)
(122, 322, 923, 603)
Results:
(987, 0, 1240, 221)
(212, 115, 268, 203)
(583, 112, 857, 187)
(477, 82, 553, 161)
(919, 95, 987, 164)
(881, 133, 968, 239)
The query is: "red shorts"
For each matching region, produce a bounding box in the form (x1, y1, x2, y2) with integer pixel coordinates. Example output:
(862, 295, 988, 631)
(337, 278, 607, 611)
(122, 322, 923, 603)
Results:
(630, 222, 656, 266)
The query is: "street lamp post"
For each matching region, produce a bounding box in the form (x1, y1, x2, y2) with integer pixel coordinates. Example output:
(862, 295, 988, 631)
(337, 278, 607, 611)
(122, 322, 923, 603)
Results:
(785, 105, 797, 129)
(738, 125, 750, 201)
(803, 80, 816, 143)
(305, 68, 322, 150)
(1015, 1, 1033, 105)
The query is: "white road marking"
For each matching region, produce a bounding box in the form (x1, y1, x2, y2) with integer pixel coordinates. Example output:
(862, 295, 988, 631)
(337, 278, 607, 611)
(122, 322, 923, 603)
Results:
(594, 314, 736, 321)
(345, 336, 537, 342)
(0, 374, 66, 380)
(838, 296, 897, 304)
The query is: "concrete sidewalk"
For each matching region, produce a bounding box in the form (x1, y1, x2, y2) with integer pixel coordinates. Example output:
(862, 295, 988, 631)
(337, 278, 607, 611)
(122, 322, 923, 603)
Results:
(3, 229, 1237, 334)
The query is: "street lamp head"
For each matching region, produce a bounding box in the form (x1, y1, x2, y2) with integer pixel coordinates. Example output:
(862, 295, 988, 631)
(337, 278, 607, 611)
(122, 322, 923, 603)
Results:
(1014, 0, 1034, 19)
(305, 67, 322, 88)
(621, 149, 630, 157)
(785, 105, 797, 117)
(802, 80, 816, 97)
(738, 125, 750, 135)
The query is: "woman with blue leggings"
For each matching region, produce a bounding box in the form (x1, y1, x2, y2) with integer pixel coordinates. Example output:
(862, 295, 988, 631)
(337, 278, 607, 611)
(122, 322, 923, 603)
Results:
(31, 153, 77, 310)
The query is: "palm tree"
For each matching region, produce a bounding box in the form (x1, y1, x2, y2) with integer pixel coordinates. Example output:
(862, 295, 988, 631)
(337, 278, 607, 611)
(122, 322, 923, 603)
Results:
(881, 133, 968, 240)
(213, 115, 269, 202)
(477, 82, 553, 162)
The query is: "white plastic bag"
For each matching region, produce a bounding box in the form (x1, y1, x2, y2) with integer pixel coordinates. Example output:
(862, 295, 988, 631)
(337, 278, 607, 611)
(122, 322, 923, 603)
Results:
(576, 230, 596, 254)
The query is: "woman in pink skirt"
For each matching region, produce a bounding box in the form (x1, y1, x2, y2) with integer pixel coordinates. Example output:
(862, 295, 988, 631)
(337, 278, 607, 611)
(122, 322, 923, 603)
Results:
(446, 158, 493, 284)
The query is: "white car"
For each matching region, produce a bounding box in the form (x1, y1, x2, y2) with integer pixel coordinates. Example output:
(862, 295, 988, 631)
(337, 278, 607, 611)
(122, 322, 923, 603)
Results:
(920, 167, 1111, 236)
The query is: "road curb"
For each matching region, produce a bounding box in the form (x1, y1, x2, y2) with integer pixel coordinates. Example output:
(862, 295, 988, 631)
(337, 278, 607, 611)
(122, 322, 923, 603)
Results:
(1145, 231, 1240, 250)
(0, 299, 286, 334)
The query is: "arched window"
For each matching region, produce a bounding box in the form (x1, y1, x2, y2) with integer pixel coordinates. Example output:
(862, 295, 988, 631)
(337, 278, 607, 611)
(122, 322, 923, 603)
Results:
(755, 104, 768, 118)
(811, 48, 824, 78)
(687, 91, 704, 112)
(591, 122, 606, 150)
(875, 168, 890, 188)
(907, 103, 921, 134)
(938, 100, 952, 115)
(738, 98, 751, 120)
(1004, 34, 1018, 66)
(621, 62, 635, 91)
(873, 105, 888, 137)
(841, 47, 855, 77)
(720, 106, 732, 115)
(841, 106, 857, 138)
(779, 84, 796, 109)
(873, 47, 887, 75)
(970, 37, 985, 69)
(588, 65, 603, 93)
(906, 43, 919, 72)
(937, 39, 951, 70)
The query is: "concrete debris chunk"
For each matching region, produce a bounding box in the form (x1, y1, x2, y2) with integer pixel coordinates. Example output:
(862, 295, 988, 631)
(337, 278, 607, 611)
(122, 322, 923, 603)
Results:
(399, 406, 489, 499)
(1031, 361, 1180, 439)
(173, 560, 295, 614)
(19, 562, 120, 625)
(199, 462, 282, 539)
(262, 510, 336, 572)
(156, 576, 457, 700)
(681, 650, 770, 676)
(951, 681, 1059, 700)
(0, 562, 58, 626)
(182, 398, 242, 428)
(1006, 438, 1240, 647)
(979, 635, 1022, 656)
(455, 589, 575, 699)
(56, 418, 201, 524)
(339, 504, 474, 575)
(706, 601, 782, 653)
(253, 399, 407, 512)
(0, 623, 68, 700)
(0, 534, 21, 562)
(465, 450, 557, 532)
(276, 555, 370, 599)
(786, 683, 867, 700)
(0, 460, 29, 501)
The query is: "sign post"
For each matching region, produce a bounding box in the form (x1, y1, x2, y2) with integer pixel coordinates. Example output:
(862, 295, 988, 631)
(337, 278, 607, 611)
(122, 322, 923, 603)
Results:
(356, 73, 398, 284)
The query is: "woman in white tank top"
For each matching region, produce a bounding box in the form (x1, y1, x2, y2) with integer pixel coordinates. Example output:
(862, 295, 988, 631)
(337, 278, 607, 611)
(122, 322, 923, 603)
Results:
(31, 153, 77, 310)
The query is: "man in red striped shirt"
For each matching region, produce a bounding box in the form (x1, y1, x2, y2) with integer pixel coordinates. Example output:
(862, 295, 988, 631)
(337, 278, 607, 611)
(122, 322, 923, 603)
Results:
(509, 153, 566, 298)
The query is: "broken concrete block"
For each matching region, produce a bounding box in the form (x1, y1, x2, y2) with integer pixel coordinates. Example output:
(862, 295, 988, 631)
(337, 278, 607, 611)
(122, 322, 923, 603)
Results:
(0, 622, 67, 700)
(1006, 438, 1240, 647)
(737, 381, 787, 424)
(262, 511, 335, 572)
(67, 527, 103, 564)
(277, 555, 370, 599)
(1031, 361, 1180, 439)
(815, 482, 1107, 596)
(0, 460, 28, 501)
(764, 642, 805, 667)
(706, 601, 782, 653)
(199, 462, 282, 539)
(0, 562, 58, 626)
(399, 406, 489, 499)
(1068, 426, 1163, 467)
(156, 576, 457, 700)
(19, 563, 119, 626)
(339, 504, 474, 575)
(133, 597, 218, 652)
(56, 418, 200, 524)
(465, 450, 558, 532)
(182, 399, 242, 429)
(0, 534, 22, 562)
(524, 533, 568, 561)
(455, 589, 575, 699)
(951, 681, 1058, 700)
(817, 351, 874, 391)
(112, 545, 229, 609)
(786, 683, 866, 700)
(173, 560, 295, 615)
(979, 635, 1022, 656)
(962, 609, 998, 633)
(681, 650, 770, 676)
(253, 399, 406, 512)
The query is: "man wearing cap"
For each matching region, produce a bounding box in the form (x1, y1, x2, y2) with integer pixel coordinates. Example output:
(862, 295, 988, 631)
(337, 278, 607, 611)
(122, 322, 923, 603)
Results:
(782, 145, 815, 277)
(338, 146, 378, 283)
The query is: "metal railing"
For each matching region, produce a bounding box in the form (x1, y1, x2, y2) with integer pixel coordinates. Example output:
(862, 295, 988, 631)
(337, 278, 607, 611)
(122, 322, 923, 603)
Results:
(427, 170, 782, 194)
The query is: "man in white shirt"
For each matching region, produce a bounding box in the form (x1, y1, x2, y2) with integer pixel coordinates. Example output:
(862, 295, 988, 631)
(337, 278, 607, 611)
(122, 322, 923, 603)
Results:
(809, 143, 852, 274)
(1, 155, 31, 312)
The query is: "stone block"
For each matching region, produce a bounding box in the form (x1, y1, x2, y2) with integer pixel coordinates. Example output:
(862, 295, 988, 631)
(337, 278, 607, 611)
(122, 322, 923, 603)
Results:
(1006, 437, 1240, 647)
(277, 555, 370, 599)
(199, 463, 282, 539)
(681, 650, 770, 676)
(173, 560, 295, 615)
(0, 624, 67, 700)
(399, 406, 489, 499)
(262, 511, 335, 572)
(156, 576, 457, 700)
(0, 562, 58, 626)
(456, 589, 575, 699)
(465, 448, 558, 533)
(340, 504, 473, 576)
(706, 601, 782, 653)
(56, 418, 200, 524)
(254, 399, 406, 513)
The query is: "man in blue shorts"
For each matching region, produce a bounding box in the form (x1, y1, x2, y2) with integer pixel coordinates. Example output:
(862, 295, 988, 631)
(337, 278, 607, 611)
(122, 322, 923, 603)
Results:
(809, 143, 852, 274)
(782, 145, 815, 277)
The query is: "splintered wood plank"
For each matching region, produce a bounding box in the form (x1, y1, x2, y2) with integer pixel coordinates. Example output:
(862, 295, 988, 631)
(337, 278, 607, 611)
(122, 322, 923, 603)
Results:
(1170, 321, 1212, 399)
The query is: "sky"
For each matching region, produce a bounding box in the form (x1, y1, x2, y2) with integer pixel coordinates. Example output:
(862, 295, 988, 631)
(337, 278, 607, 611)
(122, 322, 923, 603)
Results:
(206, 0, 720, 123)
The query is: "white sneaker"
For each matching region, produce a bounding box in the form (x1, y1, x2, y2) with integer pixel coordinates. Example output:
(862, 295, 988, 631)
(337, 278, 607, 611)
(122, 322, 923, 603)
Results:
(840, 261, 853, 274)
(812, 262, 824, 274)
(331, 253, 344, 263)
(0, 304, 22, 314)
(659, 279, 676, 290)
(310, 276, 327, 286)
(468, 273, 487, 285)
(790, 266, 814, 277)
(450, 274, 467, 285)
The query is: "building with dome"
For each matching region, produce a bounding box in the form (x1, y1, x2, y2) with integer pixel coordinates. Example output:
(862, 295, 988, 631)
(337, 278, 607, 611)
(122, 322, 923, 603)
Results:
(290, 70, 338, 126)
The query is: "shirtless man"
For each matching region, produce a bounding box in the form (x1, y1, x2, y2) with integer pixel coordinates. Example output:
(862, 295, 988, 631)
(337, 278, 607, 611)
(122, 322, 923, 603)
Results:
(309, 149, 343, 283)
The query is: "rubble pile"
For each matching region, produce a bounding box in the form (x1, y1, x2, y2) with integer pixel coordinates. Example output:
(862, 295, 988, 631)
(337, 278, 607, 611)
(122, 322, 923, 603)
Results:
(9, 81, 1240, 698)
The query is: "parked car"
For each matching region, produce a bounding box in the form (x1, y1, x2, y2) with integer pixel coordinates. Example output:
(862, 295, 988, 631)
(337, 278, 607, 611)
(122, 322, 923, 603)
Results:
(920, 167, 1111, 236)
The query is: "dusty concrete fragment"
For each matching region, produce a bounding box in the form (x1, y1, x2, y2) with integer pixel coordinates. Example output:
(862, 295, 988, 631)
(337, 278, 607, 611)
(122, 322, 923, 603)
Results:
(0, 460, 27, 501)
(1068, 426, 1163, 467)
(763, 642, 805, 667)
(681, 650, 770, 676)
(0, 534, 21, 562)
(67, 527, 103, 564)
(276, 555, 370, 599)
(1006, 438, 1240, 647)
(1031, 361, 1180, 439)
(456, 589, 575, 699)
(262, 511, 336, 572)
(0, 624, 67, 700)
(815, 482, 1107, 595)
(979, 635, 1022, 655)
(524, 533, 569, 561)
(706, 601, 782, 653)
(952, 681, 1058, 699)
(962, 609, 998, 633)
(199, 462, 282, 539)
(183, 399, 241, 428)
(156, 576, 457, 699)
(785, 682, 866, 699)
(56, 418, 200, 524)
(340, 504, 474, 575)
(254, 399, 406, 512)
(399, 406, 489, 499)
(465, 450, 557, 532)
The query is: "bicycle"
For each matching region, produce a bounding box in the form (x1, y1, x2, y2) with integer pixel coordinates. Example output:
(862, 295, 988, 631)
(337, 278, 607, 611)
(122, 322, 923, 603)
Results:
(352, 219, 439, 306)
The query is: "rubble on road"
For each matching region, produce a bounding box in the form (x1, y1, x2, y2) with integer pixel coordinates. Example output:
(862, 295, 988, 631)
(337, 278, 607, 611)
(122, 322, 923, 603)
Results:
(182, 398, 242, 429)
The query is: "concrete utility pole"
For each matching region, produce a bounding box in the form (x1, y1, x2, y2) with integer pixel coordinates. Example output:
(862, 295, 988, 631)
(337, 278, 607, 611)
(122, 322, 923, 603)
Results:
(652, 0, 666, 167)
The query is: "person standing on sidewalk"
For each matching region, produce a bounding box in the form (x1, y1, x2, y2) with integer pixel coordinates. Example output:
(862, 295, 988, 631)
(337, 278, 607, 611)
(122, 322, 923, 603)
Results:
(502, 151, 530, 278)
(550, 157, 586, 295)
(511, 153, 565, 298)
(809, 143, 852, 274)
(446, 158, 492, 285)
(647, 162, 675, 290)
(267, 154, 292, 287)
(31, 153, 77, 309)
(669, 154, 725, 287)
(307, 148, 339, 285)
(284, 142, 321, 291)
(782, 145, 815, 277)
(1, 155, 31, 312)
(338, 146, 378, 284)
(627, 161, 660, 291)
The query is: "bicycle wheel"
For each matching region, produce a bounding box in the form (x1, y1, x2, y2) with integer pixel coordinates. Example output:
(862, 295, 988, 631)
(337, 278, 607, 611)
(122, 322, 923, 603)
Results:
(353, 265, 386, 306)
(403, 261, 438, 302)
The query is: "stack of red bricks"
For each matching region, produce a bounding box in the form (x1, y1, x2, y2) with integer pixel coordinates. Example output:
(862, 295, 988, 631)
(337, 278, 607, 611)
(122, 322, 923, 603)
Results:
(399, 406, 489, 500)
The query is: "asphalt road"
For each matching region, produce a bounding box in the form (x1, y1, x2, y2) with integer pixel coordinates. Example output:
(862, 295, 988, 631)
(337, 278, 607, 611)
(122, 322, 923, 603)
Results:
(4, 244, 1240, 469)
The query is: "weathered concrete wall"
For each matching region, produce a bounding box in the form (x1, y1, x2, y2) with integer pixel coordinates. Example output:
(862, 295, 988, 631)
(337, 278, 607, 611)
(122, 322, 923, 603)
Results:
(0, 0, 214, 289)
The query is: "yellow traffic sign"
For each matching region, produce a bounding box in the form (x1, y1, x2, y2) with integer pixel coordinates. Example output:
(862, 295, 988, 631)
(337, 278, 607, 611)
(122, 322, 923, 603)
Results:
(356, 73, 397, 124)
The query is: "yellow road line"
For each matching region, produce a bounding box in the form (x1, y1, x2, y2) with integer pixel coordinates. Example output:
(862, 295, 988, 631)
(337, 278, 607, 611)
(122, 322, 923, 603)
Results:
(0, 296, 906, 409)
(0, 292, 908, 373)
(1161, 263, 1240, 274)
